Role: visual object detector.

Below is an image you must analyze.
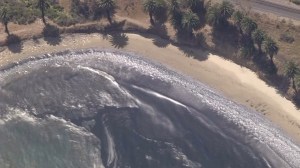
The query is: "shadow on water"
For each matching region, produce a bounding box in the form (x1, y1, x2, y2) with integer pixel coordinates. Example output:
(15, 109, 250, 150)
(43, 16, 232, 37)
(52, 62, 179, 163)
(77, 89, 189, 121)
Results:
(109, 33, 129, 49)
(42, 24, 62, 46)
(6, 34, 23, 53)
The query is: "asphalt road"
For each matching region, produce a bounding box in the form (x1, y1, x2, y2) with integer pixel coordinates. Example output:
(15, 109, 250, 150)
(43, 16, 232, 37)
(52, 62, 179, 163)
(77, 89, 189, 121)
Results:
(230, 0, 300, 20)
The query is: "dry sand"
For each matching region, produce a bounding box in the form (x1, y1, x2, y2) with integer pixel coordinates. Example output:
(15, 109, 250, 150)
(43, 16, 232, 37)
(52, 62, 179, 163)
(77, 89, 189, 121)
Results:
(1, 33, 300, 144)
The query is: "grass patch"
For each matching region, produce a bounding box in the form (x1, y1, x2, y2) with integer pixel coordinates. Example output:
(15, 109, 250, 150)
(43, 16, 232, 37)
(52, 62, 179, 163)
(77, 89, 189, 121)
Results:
(279, 32, 295, 43)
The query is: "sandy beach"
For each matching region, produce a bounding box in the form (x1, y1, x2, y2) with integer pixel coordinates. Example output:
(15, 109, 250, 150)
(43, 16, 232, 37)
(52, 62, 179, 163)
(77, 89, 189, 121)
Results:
(1, 33, 300, 143)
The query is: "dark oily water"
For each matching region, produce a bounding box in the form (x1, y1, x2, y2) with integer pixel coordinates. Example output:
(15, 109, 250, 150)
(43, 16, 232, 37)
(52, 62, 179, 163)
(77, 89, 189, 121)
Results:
(0, 50, 299, 168)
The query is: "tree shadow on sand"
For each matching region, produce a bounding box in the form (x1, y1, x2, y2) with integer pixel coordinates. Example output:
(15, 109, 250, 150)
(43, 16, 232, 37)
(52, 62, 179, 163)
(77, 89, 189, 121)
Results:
(148, 24, 170, 48)
(253, 54, 278, 75)
(6, 34, 23, 53)
(175, 32, 209, 61)
(104, 20, 126, 32)
(178, 45, 209, 61)
(152, 37, 170, 48)
(32, 35, 41, 44)
(292, 93, 300, 109)
(101, 31, 109, 40)
(42, 24, 62, 46)
(148, 23, 168, 37)
(109, 32, 129, 49)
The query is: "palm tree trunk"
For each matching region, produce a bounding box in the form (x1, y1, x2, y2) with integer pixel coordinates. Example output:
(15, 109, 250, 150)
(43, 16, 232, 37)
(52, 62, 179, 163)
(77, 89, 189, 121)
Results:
(292, 78, 298, 93)
(189, 28, 193, 37)
(149, 12, 154, 25)
(237, 25, 242, 35)
(41, 8, 46, 24)
(258, 44, 262, 54)
(4, 22, 9, 35)
(270, 54, 274, 63)
(106, 10, 112, 24)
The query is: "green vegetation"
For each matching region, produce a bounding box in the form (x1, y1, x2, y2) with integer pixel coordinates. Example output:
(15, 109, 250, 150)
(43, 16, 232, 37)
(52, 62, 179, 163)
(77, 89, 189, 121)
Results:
(96, 0, 117, 24)
(46, 4, 78, 26)
(263, 36, 279, 63)
(143, 0, 167, 24)
(232, 10, 244, 33)
(0, 0, 281, 68)
(0, 0, 281, 70)
(170, 0, 182, 31)
(241, 17, 257, 36)
(279, 32, 295, 43)
(285, 61, 300, 92)
(0, 8, 9, 35)
(0, 0, 38, 34)
(181, 11, 200, 36)
(252, 29, 265, 54)
(0, 0, 115, 28)
(206, 1, 233, 28)
(37, 0, 50, 24)
(183, 0, 204, 13)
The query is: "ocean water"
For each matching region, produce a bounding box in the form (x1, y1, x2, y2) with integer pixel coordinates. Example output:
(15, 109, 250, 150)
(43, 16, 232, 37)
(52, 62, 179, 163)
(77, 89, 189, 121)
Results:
(0, 49, 299, 168)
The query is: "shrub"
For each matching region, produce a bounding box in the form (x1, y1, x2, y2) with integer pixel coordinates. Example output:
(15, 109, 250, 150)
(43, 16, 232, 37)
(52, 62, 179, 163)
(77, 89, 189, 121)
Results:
(238, 46, 254, 58)
(279, 32, 295, 43)
(54, 13, 78, 26)
(46, 4, 78, 26)
(0, 0, 38, 25)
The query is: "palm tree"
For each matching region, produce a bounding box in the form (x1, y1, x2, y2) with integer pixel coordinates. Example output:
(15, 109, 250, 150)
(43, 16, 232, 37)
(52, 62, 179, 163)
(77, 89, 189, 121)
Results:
(219, 1, 234, 22)
(143, 0, 166, 24)
(186, 0, 204, 13)
(181, 11, 200, 36)
(239, 45, 255, 58)
(170, 1, 182, 31)
(143, 0, 156, 24)
(206, 4, 220, 27)
(170, 0, 180, 12)
(295, 75, 300, 92)
(241, 17, 257, 36)
(98, 0, 116, 24)
(37, 0, 50, 25)
(206, 1, 234, 28)
(232, 10, 244, 33)
(285, 61, 299, 92)
(171, 11, 183, 31)
(263, 37, 279, 63)
(251, 29, 265, 53)
(0, 9, 9, 35)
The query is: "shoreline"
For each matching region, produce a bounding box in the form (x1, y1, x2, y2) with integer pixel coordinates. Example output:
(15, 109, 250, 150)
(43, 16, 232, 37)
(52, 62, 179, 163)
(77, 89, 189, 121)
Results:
(1, 32, 300, 144)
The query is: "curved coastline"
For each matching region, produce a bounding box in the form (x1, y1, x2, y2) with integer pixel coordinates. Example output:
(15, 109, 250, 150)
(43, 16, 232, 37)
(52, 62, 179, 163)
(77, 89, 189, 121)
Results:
(0, 49, 299, 167)
(0, 32, 300, 144)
